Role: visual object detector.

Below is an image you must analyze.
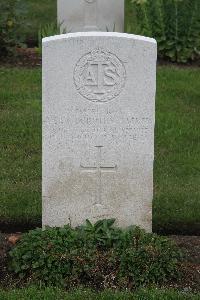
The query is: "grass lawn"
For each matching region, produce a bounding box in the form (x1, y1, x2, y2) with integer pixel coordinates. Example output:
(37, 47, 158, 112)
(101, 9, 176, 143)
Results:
(0, 68, 41, 226)
(0, 66, 199, 233)
(0, 287, 199, 300)
(154, 67, 200, 234)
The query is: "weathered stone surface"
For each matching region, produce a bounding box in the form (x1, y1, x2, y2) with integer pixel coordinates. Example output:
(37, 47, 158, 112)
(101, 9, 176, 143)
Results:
(42, 32, 157, 231)
(57, 0, 124, 33)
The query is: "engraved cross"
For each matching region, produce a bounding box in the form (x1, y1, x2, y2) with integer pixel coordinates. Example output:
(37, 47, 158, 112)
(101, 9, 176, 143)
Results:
(80, 146, 117, 204)
(84, 0, 98, 31)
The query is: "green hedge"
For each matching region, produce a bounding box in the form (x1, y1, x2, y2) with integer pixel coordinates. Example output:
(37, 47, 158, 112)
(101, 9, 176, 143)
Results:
(126, 0, 200, 63)
(0, 0, 27, 57)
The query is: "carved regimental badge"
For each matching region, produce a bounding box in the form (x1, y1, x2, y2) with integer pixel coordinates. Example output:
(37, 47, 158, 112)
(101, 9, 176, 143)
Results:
(74, 48, 126, 103)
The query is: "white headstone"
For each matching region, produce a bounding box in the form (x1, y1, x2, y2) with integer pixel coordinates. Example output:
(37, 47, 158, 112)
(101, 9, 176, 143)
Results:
(57, 0, 124, 33)
(42, 32, 157, 231)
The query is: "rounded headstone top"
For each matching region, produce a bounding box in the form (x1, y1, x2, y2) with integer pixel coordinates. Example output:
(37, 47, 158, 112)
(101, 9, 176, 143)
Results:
(42, 32, 157, 45)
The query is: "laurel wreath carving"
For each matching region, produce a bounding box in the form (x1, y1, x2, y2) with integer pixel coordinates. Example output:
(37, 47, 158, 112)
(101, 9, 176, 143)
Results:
(74, 48, 126, 103)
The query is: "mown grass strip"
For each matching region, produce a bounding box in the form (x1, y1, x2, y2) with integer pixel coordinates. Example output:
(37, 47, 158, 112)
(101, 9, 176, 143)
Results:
(0, 287, 199, 300)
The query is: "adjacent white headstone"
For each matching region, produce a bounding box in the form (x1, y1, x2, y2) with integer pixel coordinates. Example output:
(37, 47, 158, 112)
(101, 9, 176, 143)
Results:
(57, 0, 124, 33)
(42, 32, 157, 231)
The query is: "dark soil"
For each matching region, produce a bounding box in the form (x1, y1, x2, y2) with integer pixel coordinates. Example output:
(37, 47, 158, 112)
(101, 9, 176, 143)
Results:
(1, 219, 199, 235)
(158, 57, 200, 68)
(167, 236, 200, 292)
(153, 222, 200, 236)
(0, 232, 199, 291)
(0, 48, 41, 68)
(0, 220, 41, 234)
(0, 48, 199, 69)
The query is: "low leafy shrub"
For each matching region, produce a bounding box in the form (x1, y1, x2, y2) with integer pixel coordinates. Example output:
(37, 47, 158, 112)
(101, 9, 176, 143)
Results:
(128, 0, 200, 63)
(0, 0, 27, 57)
(38, 22, 67, 55)
(9, 219, 182, 289)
